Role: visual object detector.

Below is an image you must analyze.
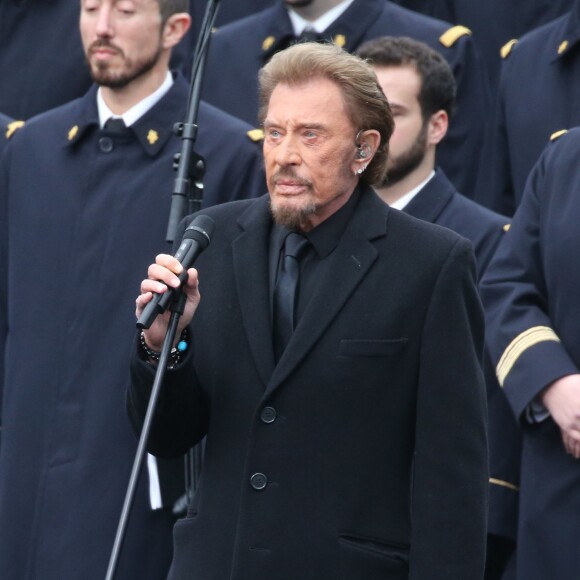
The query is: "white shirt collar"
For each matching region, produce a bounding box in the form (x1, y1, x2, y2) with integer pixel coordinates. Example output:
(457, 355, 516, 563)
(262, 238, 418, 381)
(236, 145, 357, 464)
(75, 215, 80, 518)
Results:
(97, 71, 173, 128)
(389, 170, 436, 211)
(287, 0, 354, 35)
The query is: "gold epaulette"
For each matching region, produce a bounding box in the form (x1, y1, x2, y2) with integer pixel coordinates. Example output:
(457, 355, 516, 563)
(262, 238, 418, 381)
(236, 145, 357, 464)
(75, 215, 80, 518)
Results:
(500, 39, 518, 59)
(439, 25, 472, 48)
(6, 120, 25, 139)
(550, 129, 568, 141)
(247, 128, 265, 142)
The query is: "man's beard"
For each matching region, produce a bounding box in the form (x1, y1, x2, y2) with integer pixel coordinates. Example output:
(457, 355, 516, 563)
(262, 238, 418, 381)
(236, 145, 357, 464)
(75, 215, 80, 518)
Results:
(86, 39, 163, 89)
(283, 0, 315, 7)
(270, 200, 318, 230)
(269, 169, 318, 229)
(382, 122, 428, 187)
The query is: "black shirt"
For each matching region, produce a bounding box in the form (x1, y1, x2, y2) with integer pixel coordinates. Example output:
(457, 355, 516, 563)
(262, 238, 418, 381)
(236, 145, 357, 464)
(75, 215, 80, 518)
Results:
(268, 187, 361, 327)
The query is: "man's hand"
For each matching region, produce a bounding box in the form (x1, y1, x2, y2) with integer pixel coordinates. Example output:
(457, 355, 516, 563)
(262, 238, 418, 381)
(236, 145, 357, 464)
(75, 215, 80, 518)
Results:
(135, 253, 201, 351)
(541, 374, 580, 457)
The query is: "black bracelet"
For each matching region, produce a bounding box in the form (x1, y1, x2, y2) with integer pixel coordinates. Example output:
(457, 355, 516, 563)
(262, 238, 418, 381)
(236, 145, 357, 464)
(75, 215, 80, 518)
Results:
(139, 329, 189, 368)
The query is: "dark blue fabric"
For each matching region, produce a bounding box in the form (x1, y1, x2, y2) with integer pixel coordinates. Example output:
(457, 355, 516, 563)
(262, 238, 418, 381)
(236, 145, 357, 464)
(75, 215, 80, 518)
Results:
(0, 75, 264, 580)
(201, 0, 490, 198)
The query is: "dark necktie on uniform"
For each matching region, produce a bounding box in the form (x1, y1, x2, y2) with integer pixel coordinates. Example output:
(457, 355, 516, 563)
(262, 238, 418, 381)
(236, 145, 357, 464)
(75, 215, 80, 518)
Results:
(297, 27, 323, 43)
(273, 232, 309, 360)
(104, 117, 131, 135)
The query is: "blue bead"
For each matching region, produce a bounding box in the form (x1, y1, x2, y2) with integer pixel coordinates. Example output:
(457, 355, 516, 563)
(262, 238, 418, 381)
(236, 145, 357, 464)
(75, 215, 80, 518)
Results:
(177, 340, 188, 352)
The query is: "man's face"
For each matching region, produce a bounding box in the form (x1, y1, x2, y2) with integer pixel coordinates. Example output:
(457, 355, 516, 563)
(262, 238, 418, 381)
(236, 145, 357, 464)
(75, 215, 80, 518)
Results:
(80, 0, 164, 88)
(263, 77, 360, 231)
(374, 65, 428, 186)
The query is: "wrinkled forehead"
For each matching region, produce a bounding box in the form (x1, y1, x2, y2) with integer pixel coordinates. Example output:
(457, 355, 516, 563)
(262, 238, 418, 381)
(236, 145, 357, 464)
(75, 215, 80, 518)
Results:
(265, 78, 353, 128)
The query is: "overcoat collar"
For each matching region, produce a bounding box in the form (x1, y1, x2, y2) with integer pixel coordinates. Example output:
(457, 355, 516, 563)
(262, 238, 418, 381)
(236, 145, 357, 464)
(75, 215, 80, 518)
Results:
(402, 169, 455, 223)
(232, 185, 389, 396)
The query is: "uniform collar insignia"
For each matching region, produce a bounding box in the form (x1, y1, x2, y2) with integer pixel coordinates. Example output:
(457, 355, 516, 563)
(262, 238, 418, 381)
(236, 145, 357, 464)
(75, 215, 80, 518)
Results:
(262, 36, 276, 51)
(558, 40, 569, 55)
(333, 34, 346, 48)
(6, 120, 25, 139)
(147, 129, 159, 145)
(68, 125, 80, 141)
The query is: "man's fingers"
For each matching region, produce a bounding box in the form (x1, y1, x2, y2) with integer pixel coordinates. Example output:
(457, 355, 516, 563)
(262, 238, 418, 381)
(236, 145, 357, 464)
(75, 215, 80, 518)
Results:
(154, 253, 183, 274)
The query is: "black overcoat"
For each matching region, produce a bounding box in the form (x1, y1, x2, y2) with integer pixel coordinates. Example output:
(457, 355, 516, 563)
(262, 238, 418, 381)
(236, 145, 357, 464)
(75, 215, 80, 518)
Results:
(129, 187, 489, 579)
(403, 169, 520, 545)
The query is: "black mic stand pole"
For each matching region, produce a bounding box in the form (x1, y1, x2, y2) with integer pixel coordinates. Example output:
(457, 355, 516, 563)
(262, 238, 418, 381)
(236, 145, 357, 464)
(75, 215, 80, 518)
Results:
(166, 0, 222, 523)
(105, 2, 221, 578)
(105, 291, 187, 580)
(166, 0, 221, 242)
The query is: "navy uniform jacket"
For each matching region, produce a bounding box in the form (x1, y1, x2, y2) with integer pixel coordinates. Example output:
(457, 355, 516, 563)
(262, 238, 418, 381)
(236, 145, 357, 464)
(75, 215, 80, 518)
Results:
(403, 169, 508, 277)
(129, 187, 488, 580)
(0, 1, 194, 119)
(189, 0, 275, 42)
(480, 129, 580, 580)
(0, 1, 91, 119)
(0, 113, 14, 157)
(477, 1, 580, 216)
(201, 0, 490, 198)
(0, 112, 15, 445)
(419, 0, 570, 90)
(0, 75, 264, 580)
(403, 169, 521, 547)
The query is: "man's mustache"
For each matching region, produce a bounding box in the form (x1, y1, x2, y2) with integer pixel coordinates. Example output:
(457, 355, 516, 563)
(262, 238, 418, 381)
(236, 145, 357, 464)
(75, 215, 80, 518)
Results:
(89, 39, 124, 57)
(270, 169, 312, 187)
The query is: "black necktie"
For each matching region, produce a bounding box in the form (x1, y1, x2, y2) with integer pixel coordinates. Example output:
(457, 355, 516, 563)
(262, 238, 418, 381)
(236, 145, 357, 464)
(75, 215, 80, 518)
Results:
(273, 232, 309, 360)
(297, 27, 322, 43)
(103, 117, 131, 135)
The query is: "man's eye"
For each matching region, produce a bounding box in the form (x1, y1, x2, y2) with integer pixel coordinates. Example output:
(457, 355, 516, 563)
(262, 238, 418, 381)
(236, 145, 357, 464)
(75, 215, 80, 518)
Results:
(268, 130, 281, 138)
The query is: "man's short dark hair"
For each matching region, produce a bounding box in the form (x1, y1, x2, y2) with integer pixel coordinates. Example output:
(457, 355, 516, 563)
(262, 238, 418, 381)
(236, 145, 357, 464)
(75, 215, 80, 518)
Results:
(158, 0, 189, 23)
(356, 37, 456, 121)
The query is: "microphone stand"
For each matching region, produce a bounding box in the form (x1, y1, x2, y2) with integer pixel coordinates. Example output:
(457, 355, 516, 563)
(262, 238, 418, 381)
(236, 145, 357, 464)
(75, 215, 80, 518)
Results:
(166, 0, 222, 243)
(105, 292, 187, 580)
(105, 2, 221, 578)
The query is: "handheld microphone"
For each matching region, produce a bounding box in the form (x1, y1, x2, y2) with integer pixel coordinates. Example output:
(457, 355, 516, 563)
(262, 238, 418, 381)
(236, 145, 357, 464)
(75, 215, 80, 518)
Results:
(137, 214, 216, 329)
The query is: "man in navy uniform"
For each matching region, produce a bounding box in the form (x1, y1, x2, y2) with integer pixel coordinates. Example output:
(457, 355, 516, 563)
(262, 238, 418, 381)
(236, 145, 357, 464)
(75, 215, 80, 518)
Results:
(0, 1, 264, 579)
(0, 0, 195, 120)
(130, 41, 488, 580)
(356, 36, 508, 274)
(477, 0, 580, 216)
(356, 36, 518, 579)
(481, 128, 580, 579)
(200, 0, 490, 199)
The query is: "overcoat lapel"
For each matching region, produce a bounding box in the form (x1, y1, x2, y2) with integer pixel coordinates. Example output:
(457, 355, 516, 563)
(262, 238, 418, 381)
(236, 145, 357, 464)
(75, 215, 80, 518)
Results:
(403, 170, 454, 224)
(232, 196, 276, 387)
(266, 189, 390, 396)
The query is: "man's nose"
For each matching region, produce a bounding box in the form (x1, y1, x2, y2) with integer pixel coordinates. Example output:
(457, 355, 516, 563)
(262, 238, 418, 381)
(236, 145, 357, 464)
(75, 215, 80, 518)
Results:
(274, 134, 301, 165)
(95, 7, 114, 37)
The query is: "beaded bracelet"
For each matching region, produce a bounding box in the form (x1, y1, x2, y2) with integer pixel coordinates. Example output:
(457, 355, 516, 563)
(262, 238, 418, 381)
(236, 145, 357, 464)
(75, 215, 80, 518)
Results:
(139, 329, 189, 368)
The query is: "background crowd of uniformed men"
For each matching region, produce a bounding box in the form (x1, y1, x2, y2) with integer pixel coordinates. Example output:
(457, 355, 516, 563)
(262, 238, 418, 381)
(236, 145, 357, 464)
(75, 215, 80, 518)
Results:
(1, 1, 579, 580)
